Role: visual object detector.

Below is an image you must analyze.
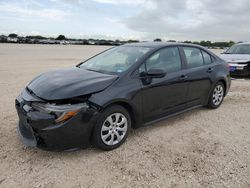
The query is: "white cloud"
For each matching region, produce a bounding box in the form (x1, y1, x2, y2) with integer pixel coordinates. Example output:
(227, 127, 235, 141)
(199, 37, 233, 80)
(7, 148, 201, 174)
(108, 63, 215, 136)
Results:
(1, 0, 250, 41)
(93, 0, 144, 4)
(92, 0, 155, 8)
(123, 0, 250, 41)
(0, 2, 69, 21)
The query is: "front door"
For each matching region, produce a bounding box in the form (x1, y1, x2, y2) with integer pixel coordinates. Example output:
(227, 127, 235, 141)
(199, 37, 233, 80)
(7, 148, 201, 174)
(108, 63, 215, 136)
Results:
(139, 46, 188, 123)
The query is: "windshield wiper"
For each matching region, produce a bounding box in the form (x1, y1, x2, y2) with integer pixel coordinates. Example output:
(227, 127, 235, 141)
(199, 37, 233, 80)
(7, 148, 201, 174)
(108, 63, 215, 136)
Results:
(85, 68, 104, 74)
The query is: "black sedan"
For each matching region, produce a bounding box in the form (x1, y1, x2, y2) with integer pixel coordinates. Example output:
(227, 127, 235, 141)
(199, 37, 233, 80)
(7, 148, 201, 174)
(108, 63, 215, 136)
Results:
(15, 42, 231, 151)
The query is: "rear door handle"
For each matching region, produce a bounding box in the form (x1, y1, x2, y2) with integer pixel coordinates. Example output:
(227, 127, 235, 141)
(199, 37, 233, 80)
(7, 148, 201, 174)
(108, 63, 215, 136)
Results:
(207, 67, 213, 73)
(179, 75, 188, 81)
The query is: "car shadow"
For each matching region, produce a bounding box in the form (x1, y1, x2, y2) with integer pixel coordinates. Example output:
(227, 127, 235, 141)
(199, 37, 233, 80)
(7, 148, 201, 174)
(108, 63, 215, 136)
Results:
(231, 75, 250, 80)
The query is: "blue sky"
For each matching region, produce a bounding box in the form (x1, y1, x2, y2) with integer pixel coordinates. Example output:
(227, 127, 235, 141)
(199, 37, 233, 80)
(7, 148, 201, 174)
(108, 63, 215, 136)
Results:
(0, 0, 250, 41)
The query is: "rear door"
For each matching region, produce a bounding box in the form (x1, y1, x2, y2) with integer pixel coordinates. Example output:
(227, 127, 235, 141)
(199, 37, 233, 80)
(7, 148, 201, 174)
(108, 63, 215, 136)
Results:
(180, 46, 215, 107)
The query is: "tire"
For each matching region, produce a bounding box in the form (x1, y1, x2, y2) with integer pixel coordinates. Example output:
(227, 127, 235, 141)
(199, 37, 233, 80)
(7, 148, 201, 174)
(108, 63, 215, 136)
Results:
(92, 105, 131, 151)
(207, 81, 225, 109)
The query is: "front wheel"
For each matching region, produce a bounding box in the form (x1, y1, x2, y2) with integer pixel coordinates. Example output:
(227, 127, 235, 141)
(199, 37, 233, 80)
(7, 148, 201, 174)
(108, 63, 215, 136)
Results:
(207, 82, 225, 109)
(92, 105, 131, 151)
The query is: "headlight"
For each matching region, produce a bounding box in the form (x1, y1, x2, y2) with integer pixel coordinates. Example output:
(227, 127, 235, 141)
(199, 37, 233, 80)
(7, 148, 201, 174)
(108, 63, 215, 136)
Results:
(32, 102, 88, 124)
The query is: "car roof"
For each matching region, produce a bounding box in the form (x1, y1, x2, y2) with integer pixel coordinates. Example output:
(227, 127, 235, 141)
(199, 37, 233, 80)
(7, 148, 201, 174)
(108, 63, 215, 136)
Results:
(123, 42, 219, 58)
(234, 42, 250, 45)
(123, 42, 203, 49)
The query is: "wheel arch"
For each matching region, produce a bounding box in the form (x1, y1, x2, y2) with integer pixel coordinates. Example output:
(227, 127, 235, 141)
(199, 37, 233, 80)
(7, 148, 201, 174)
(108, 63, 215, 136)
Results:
(217, 79, 227, 97)
(206, 78, 227, 105)
(102, 101, 138, 129)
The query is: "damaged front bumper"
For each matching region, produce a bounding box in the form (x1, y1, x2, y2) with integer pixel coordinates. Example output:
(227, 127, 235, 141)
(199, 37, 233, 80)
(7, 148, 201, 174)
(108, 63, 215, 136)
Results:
(15, 89, 100, 151)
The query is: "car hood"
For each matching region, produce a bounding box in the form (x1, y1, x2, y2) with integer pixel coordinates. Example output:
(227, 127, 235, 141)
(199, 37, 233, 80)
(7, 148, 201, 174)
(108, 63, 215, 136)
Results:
(27, 67, 118, 100)
(220, 54, 250, 63)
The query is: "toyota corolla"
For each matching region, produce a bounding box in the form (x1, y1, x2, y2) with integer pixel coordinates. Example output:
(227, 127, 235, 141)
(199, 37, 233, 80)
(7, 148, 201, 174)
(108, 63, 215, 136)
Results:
(15, 42, 231, 151)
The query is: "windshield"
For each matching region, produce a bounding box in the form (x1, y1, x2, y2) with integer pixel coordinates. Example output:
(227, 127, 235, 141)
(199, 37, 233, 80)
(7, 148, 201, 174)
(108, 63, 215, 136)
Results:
(226, 44, 250, 54)
(79, 46, 151, 74)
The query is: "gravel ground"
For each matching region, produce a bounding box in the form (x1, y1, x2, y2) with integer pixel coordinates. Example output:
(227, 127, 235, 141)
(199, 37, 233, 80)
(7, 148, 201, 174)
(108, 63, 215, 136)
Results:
(0, 44, 249, 188)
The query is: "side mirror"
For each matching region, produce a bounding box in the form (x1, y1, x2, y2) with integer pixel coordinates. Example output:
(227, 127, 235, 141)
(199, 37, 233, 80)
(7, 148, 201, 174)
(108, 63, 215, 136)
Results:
(147, 68, 166, 78)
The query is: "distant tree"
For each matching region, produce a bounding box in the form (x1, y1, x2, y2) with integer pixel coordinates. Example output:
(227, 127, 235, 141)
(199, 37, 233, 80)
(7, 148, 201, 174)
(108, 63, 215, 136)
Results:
(154, 38, 162, 42)
(213, 42, 228, 48)
(200, 40, 212, 47)
(115, 39, 121, 43)
(56, 35, 67, 40)
(182, 40, 235, 48)
(200, 40, 206, 46)
(26, 35, 46, 40)
(207, 41, 211, 46)
(168, 40, 176, 42)
(228, 41, 235, 47)
(127, 40, 139, 43)
(193, 41, 200, 45)
(8, 33, 18, 38)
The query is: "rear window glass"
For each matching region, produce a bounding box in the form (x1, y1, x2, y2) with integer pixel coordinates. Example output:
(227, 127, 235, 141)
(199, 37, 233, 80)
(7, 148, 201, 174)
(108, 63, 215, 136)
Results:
(202, 51, 212, 64)
(183, 47, 204, 68)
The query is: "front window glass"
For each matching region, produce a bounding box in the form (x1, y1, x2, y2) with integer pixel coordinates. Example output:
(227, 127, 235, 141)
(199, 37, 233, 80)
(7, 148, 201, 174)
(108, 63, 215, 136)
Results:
(79, 46, 150, 74)
(183, 47, 204, 68)
(143, 47, 182, 73)
(226, 44, 250, 54)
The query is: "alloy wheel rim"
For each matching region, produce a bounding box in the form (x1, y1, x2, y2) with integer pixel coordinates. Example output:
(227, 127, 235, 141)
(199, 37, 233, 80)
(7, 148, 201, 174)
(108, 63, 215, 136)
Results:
(212, 85, 224, 106)
(101, 113, 128, 146)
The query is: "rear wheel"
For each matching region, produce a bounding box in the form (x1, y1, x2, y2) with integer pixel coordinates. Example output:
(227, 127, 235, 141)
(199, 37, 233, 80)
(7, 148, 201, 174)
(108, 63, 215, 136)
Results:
(207, 82, 225, 109)
(92, 105, 131, 151)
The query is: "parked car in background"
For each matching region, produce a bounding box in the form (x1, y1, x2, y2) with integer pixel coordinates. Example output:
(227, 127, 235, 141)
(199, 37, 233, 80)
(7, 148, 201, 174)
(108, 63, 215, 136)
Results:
(220, 42, 250, 76)
(15, 42, 231, 151)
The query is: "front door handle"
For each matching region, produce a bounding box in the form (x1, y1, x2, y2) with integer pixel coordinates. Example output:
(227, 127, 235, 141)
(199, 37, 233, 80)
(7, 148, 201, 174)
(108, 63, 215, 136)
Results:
(207, 67, 213, 73)
(179, 75, 188, 81)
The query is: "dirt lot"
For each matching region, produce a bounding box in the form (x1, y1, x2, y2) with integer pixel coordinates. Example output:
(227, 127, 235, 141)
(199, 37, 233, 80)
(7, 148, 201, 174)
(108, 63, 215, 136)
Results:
(0, 44, 249, 188)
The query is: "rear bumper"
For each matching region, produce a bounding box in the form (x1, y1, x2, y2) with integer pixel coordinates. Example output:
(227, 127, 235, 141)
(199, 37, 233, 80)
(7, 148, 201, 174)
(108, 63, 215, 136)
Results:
(229, 63, 250, 76)
(15, 96, 99, 151)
